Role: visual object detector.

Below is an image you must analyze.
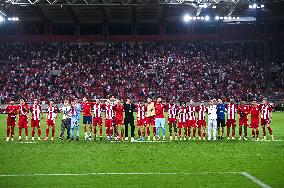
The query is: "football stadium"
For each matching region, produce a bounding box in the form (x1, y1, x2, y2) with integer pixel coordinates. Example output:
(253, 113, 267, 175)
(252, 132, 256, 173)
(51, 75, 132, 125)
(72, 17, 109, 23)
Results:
(0, 0, 284, 187)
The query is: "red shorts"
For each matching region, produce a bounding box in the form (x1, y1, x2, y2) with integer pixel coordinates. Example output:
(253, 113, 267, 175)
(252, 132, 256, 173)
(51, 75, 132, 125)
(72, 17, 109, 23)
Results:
(168, 118, 176, 124)
(197, 120, 206, 128)
(115, 118, 123, 125)
(18, 117, 28, 129)
(146, 116, 155, 125)
(7, 118, 16, 127)
(261, 119, 270, 126)
(226, 119, 236, 128)
(250, 119, 259, 129)
(239, 118, 248, 126)
(177, 122, 187, 129)
(93, 117, 102, 126)
(187, 120, 197, 128)
(105, 119, 112, 127)
(137, 119, 145, 127)
(31, 119, 40, 128)
(46, 119, 55, 127)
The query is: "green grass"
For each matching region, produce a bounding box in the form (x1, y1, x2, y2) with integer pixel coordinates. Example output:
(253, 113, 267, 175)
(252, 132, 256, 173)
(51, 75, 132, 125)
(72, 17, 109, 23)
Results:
(0, 112, 284, 188)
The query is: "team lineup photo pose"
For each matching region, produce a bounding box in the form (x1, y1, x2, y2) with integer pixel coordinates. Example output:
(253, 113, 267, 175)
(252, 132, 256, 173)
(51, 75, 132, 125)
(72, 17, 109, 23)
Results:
(4, 96, 276, 142)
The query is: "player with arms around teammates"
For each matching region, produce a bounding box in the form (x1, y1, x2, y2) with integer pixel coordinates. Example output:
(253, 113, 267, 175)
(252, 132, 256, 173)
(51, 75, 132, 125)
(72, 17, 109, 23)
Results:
(18, 99, 29, 141)
(30, 98, 43, 141)
(59, 99, 72, 141)
(216, 99, 226, 140)
(44, 100, 58, 141)
(238, 101, 249, 141)
(82, 97, 93, 141)
(5, 98, 18, 142)
(261, 98, 275, 141)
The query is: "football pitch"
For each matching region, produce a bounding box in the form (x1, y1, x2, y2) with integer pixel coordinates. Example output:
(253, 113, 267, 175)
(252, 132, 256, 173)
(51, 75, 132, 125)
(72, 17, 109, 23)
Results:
(0, 112, 284, 188)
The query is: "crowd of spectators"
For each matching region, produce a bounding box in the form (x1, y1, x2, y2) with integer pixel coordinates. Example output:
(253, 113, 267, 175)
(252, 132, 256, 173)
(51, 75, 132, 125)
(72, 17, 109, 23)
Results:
(0, 41, 267, 104)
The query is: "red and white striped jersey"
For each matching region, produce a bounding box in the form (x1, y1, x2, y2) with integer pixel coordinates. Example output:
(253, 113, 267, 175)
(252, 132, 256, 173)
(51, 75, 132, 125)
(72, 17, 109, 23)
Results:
(93, 104, 102, 118)
(188, 105, 196, 120)
(168, 103, 177, 119)
(136, 105, 145, 121)
(226, 104, 237, 120)
(261, 104, 272, 120)
(177, 106, 188, 123)
(197, 105, 207, 121)
(30, 104, 41, 120)
(104, 105, 113, 120)
(19, 104, 29, 117)
(47, 106, 57, 120)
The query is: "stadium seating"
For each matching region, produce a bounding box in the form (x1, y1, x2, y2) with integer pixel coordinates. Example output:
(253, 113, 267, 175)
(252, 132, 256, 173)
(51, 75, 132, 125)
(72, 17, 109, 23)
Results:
(0, 41, 267, 103)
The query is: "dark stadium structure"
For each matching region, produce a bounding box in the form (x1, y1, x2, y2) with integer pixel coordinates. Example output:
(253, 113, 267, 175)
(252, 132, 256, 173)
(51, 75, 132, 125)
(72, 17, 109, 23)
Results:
(1, 0, 284, 35)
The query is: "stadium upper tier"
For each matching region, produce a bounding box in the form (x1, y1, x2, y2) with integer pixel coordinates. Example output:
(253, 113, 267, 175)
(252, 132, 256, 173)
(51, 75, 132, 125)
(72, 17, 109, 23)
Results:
(0, 41, 274, 103)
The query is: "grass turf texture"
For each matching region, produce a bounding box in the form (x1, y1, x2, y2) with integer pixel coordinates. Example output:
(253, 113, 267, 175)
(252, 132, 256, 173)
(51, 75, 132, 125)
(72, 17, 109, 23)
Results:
(0, 112, 284, 188)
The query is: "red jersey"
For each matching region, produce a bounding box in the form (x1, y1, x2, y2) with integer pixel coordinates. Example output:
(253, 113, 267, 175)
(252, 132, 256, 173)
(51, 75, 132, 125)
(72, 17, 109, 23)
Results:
(30, 104, 42, 120)
(178, 106, 188, 123)
(188, 105, 196, 120)
(19, 104, 29, 118)
(102, 104, 113, 120)
(47, 106, 57, 120)
(93, 104, 102, 118)
(113, 105, 124, 120)
(5, 105, 18, 119)
(136, 105, 145, 121)
(82, 102, 93, 116)
(155, 102, 164, 118)
(250, 105, 260, 119)
(238, 105, 249, 119)
(168, 103, 177, 119)
(261, 104, 272, 120)
(226, 103, 237, 120)
(197, 105, 207, 121)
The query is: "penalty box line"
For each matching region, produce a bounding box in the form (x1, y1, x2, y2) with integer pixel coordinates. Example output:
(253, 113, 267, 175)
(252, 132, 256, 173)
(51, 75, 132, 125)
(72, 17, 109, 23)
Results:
(0, 171, 271, 188)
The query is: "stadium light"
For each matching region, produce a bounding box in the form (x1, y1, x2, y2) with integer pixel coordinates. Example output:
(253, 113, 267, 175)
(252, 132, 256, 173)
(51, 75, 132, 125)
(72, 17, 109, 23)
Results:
(261, 4, 264, 8)
(212, 5, 216, 9)
(252, 4, 257, 9)
(205, 15, 210, 21)
(0, 15, 4, 22)
(183, 14, 190, 22)
(215, 16, 219, 20)
(7, 17, 19, 21)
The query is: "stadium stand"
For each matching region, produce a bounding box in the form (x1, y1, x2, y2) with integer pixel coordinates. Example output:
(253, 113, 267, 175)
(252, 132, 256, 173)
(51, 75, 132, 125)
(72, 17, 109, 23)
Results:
(0, 41, 266, 103)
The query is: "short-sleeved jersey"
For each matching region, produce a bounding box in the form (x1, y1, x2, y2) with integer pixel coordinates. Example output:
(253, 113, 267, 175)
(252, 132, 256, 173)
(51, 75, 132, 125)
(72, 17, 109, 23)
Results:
(82, 102, 93, 116)
(168, 104, 177, 119)
(216, 103, 226, 119)
(93, 103, 102, 118)
(136, 105, 145, 121)
(238, 105, 249, 119)
(261, 104, 272, 120)
(30, 104, 42, 120)
(226, 103, 237, 120)
(187, 105, 196, 120)
(155, 102, 164, 118)
(250, 105, 260, 119)
(177, 106, 188, 123)
(196, 105, 207, 121)
(5, 105, 18, 119)
(19, 104, 29, 117)
(47, 106, 57, 120)
(102, 104, 113, 120)
(113, 105, 124, 120)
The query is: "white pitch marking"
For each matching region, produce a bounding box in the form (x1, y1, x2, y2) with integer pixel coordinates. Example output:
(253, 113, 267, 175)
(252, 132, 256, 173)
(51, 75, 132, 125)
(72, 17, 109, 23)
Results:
(241, 172, 271, 188)
(0, 171, 243, 177)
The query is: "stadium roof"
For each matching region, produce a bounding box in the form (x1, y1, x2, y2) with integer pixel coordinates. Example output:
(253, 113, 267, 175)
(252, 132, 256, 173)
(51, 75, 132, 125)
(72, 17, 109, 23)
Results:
(1, 0, 284, 24)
